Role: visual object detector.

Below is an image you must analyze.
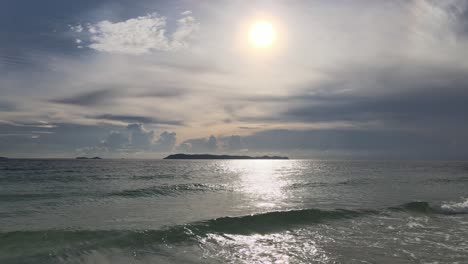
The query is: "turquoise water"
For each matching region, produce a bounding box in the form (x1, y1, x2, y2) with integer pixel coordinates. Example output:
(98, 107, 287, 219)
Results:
(0, 159, 467, 263)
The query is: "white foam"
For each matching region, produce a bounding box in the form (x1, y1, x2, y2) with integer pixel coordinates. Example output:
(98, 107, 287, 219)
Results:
(440, 198, 468, 214)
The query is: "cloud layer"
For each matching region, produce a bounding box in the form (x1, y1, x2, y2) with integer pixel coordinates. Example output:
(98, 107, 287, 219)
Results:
(1, 0, 468, 159)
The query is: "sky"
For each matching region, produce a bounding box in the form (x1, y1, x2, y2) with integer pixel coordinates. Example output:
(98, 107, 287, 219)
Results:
(1, 0, 468, 159)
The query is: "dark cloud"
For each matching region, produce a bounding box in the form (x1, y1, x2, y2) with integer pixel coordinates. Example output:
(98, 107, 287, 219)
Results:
(0, 121, 178, 157)
(50, 88, 186, 108)
(178, 135, 247, 153)
(0, 122, 116, 156)
(281, 89, 468, 124)
(449, 1, 468, 35)
(51, 90, 115, 106)
(243, 129, 468, 159)
(102, 130, 129, 151)
(136, 88, 186, 98)
(0, 100, 16, 111)
(91, 114, 183, 126)
(224, 135, 243, 150)
(153, 131, 177, 152)
(127, 123, 154, 150)
(158, 58, 227, 74)
(239, 64, 468, 133)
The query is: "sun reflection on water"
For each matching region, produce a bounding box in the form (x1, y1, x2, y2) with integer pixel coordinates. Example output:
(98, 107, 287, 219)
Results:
(199, 230, 330, 263)
(221, 160, 298, 209)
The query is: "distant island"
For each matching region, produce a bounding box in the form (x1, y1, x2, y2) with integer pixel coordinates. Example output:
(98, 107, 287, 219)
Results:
(164, 154, 289, 160)
(75, 157, 102, 160)
(0, 157, 8, 160)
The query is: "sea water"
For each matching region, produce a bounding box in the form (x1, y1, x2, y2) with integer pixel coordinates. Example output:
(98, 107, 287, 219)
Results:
(0, 159, 467, 263)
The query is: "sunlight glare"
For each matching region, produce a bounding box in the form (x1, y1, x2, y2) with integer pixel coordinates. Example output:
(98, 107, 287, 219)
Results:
(249, 21, 276, 48)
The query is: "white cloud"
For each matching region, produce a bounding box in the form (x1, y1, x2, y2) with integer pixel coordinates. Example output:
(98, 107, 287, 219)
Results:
(73, 12, 198, 55)
(172, 15, 199, 49)
(70, 24, 83, 33)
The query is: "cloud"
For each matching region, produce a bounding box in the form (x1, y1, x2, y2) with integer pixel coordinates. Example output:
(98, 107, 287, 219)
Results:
(136, 88, 186, 98)
(236, 63, 468, 134)
(51, 90, 115, 106)
(153, 131, 177, 152)
(0, 120, 56, 128)
(91, 114, 183, 125)
(100, 123, 177, 153)
(224, 135, 243, 150)
(177, 128, 468, 159)
(184, 135, 246, 152)
(171, 15, 199, 49)
(0, 100, 16, 111)
(126, 123, 155, 150)
(72, 12, 198, 54)
(281, 89, 468, 125)
(0, 122, 115, 157)
(69, 24, 83, 33)
(102, 130, 129, 151)
(177, 135, 218, 153)
(3, 0, 468, 159)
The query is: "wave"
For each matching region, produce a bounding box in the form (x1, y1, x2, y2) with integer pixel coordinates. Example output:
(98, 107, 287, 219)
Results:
(0, 193, 68, 202)
(0, 183, 230, 202)
(390, 201, 436, 213)
(427, 176, 468, 184)
(391, 199, 468, 215)
(1, 200, 467, 261)
(193, 208, 376, 235)
(4, 200, 457, 242)
(109, 183, 231, 198)
(288, 179, 372, 190)
(0, 208, 375, 260)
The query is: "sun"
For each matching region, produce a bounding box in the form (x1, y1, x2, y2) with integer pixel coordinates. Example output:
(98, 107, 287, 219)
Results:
(249, 21, 276, 48)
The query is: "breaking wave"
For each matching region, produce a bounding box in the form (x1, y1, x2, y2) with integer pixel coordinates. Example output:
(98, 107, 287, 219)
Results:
(1, 200, 466, 262)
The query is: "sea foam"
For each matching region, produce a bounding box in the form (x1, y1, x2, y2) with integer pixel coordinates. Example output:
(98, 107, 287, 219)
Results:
(440, 198, 468, 214)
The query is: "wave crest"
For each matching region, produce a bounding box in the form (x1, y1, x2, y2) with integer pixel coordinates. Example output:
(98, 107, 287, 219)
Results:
(1, 200, 466, 260)
(440, 198, 468, 214)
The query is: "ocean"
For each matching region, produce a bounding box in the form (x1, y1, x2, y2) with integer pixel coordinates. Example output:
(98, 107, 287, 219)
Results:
(0, 159, 467, 263)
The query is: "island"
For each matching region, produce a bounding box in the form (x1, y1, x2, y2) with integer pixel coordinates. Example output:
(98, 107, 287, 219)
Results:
(164, 154, 289, 160)
(0, 157, 8, 160)
(75, 157, 103, 160)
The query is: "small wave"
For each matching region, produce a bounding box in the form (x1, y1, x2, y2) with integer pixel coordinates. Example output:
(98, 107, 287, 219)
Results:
(391, 200, 468, 215)
(288, 179, 371, 190)
(391, 201, 435, 214)
(288, 182, 330, 189)
(109, 183, 231, 198)
(427, 177, 468, 184)
(0, 193, 66, 202)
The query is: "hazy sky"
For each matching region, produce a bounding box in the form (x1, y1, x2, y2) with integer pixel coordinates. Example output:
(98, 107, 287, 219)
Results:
(1, 0, 468, 159)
